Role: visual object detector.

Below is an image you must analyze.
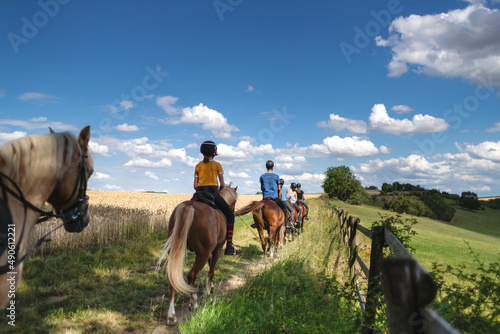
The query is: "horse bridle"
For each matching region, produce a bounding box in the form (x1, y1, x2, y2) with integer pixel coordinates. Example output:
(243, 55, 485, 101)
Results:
(0, 152, 90, 275)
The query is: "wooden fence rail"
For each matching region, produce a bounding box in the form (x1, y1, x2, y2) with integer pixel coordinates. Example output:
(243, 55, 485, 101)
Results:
(333, 206, 459, 334)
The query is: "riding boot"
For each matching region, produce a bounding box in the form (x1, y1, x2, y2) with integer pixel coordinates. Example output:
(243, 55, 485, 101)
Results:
(225, 243, 241, 255)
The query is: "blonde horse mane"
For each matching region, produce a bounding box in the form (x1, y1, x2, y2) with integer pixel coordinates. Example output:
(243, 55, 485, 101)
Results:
(0, 131, 92, 193)
(220, 183, 238, 205)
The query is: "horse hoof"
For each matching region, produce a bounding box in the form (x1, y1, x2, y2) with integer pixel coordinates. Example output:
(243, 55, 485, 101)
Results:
(167, 316, 177, 326)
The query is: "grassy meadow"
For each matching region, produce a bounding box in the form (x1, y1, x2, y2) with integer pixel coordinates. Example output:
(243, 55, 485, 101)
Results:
(330, 199, 500, 275)
(0, 191, 498, 333)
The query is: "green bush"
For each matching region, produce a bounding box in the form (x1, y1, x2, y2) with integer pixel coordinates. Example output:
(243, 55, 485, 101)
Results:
(421, 192, 456, 222)
(482, 198, 500, 210)
(459, 191, 482, 211)
(322, 165, 362, 202)
(372, 213, 418, 253)
(382, 195, 435, 218)
(431, 243, 500, 333)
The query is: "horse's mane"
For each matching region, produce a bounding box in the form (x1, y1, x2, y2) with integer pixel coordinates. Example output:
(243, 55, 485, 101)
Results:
(220, 183, 238, 205)
(0, 131, 91, 192)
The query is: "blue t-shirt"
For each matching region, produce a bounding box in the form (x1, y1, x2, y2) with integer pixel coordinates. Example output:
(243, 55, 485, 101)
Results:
(281, 186, 288, 201)
(260, 172, 279, 199)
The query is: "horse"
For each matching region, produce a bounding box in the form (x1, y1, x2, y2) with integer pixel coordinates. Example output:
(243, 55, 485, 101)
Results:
(234, 199, 285, 258)
(290, 200, 306, 235)
(157, 185, 238, 327)
(0, 126, 94, 308)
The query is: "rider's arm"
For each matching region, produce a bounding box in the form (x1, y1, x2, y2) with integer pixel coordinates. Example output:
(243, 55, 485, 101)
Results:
(193, 176, 198, 190)
(218, 173, 225, 190)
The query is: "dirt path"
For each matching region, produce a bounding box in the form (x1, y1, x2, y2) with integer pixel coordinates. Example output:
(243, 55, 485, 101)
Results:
(149, 257, 269, 333)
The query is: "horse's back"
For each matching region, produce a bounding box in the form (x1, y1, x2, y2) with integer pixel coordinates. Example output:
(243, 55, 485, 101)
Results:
(170, 201, 226, 253)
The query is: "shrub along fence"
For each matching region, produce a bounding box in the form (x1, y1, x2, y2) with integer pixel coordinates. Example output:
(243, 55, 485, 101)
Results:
(334, 207, 459, 334)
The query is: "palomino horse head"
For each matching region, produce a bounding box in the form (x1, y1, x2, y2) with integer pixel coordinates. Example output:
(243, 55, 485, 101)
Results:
(0, 126, 94, 308)
(47, 126, 94, 232)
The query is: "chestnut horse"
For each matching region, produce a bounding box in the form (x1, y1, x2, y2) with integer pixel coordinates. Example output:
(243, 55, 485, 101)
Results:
(234, 199, 284, 258)
(0, 126, 93, 308)
(157, 185, 238, 326)
(290, 200, 306, 235)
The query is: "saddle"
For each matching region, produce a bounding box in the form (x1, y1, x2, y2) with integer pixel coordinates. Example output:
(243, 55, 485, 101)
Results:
(191, 191, 218, 210)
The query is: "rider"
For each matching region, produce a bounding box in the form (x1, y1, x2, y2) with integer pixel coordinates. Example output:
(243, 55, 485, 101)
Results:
(258, 160, 289, 225)
(279, 179, 294, 228)
(288, 182, 301, 224)
(296, 183, 309, 220)
(194, 140, 240, 255)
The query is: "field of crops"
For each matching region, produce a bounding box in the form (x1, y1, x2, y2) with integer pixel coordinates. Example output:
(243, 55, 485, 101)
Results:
(29, 191, 322, 254)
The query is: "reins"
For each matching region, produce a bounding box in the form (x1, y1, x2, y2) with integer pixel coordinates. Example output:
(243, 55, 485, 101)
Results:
(237, 215, 260, 240)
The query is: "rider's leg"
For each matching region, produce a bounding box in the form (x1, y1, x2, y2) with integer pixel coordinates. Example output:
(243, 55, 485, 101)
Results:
(276, 199, 288, 224)
(284, 201, 294, 222)
(213, 194, 239, 255)
(300, 200, 309, 218)
(292, 202, 301, 222)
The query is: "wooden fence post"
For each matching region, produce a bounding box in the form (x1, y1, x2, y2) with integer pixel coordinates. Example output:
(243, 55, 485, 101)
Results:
(362, 226, 385, 334)
(348, 216, 359, 284)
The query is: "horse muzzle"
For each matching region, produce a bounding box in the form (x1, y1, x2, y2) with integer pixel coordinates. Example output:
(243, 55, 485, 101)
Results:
(62, 195, 90, 233)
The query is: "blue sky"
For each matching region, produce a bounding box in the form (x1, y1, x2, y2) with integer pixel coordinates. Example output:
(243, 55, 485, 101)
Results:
(1, 0, 500, 195)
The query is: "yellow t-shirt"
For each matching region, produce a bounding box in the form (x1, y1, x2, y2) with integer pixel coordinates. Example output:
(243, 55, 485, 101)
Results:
(194, 160, 223, 187)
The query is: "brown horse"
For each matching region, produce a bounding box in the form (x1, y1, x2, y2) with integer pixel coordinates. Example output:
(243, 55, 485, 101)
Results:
(234, 199, 284, 258)
(0, 126, 93, 308)
(290, 200, 306, 235)
(157, 185, 238, 326)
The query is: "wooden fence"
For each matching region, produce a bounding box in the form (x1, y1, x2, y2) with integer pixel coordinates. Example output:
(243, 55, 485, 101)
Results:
(334, 207, 460, 334)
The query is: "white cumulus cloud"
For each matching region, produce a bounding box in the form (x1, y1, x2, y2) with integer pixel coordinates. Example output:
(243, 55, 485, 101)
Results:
(369, 104, 449, 135)
(145, 171, 159, 180)
(391, 105, 414, 114)
(124, 157, 172, 167)
(375, 3, 500, 86)
(457, 141, 500, 162)
(0, 131, 27, 143)
(168, 103, 239, 139)
(94, 172, 110, 180)
(157, 95, 180, 115)
(116, 123, 140, 132)
(317, 114, 368, 134)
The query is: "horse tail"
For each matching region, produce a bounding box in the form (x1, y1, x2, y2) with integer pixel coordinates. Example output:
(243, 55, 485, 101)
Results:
(157, 203, 197, 295)
(234, 201, 265, 217)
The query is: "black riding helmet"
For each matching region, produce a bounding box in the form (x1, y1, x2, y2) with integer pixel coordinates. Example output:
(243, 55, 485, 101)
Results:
(266, 160, 274, 170)
(297, 183, 301, 188)
(291, 182, 297, 189)
(200, 140, 217, 156)
(279, 178, 284, 185)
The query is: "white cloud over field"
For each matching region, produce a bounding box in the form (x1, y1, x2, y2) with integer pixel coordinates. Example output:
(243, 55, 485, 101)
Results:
(375, 2, 500, 87)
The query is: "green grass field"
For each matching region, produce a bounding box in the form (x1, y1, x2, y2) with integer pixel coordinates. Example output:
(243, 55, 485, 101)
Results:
(1, 197, 497, 333)
(330, 199, 500, 273)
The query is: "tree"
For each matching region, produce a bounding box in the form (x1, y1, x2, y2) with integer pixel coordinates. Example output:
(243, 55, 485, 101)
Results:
(459, 191, 481, 210)
(322, 165, 361, 202)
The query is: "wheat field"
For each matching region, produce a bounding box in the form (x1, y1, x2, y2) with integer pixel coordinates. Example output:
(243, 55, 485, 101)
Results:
(28, 191, 322, 254)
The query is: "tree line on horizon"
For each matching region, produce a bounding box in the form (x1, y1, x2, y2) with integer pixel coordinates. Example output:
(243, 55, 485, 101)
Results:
(322, 166, 494, 222)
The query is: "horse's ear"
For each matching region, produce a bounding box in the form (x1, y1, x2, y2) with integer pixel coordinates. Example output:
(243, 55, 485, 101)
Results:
(234, 185, 238, 192)
(78, 126, 91, 151)
(49, 127, 55, 134)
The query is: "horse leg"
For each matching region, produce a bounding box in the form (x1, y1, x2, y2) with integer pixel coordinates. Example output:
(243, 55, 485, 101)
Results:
(187, 254, 209, 311)
(257, 228, 267, 256)
(278, 225, 285, 249)
(167, 283, 177, 326)
(206, 247, 223, 300)
(268, 226, 276, 258)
